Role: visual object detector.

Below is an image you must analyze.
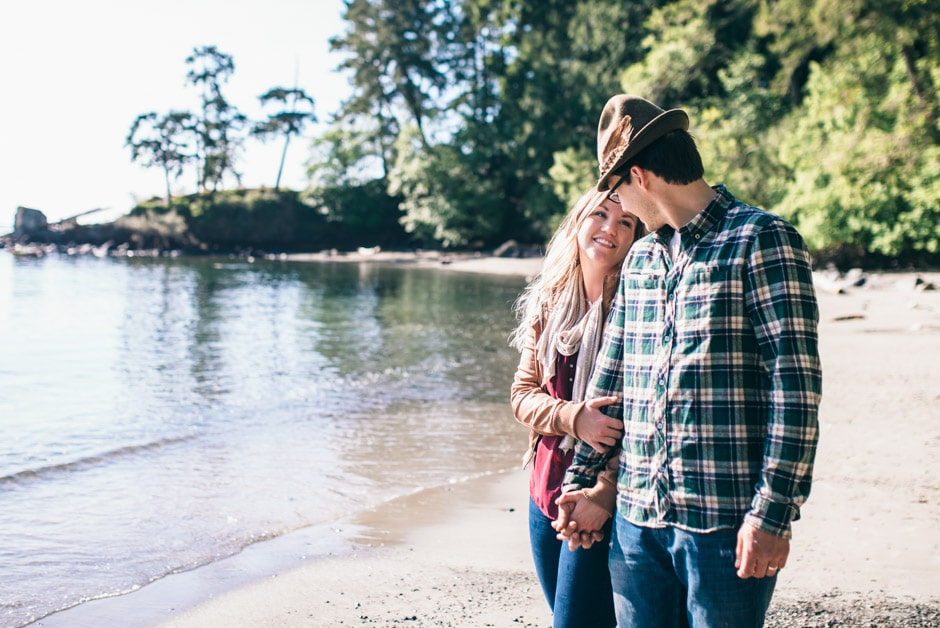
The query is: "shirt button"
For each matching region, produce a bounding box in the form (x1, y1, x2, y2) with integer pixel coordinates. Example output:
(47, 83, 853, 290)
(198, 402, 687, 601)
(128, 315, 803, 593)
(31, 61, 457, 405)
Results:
(656, 419, 665, 431)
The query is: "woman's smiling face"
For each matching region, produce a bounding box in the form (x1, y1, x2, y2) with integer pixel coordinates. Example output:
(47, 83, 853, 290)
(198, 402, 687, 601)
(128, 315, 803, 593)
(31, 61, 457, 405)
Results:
(577, 193, 638, 274)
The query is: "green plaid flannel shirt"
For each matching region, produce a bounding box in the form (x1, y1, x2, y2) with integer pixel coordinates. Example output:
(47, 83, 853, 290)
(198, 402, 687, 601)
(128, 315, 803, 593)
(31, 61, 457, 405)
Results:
(564, 185, 821, 538)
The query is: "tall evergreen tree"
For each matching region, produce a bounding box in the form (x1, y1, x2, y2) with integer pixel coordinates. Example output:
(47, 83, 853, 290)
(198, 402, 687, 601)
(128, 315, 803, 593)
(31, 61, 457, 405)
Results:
(253, 87, 317, 190)
(185, 46, 246, 192)
(125, 111, 196, 207)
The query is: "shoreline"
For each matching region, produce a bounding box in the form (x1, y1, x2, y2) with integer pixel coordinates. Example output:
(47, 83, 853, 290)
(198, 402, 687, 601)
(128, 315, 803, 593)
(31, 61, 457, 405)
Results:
(281, 249, 547, 278)
(34, 470, 544, 628)
(31, 260, 940, 627)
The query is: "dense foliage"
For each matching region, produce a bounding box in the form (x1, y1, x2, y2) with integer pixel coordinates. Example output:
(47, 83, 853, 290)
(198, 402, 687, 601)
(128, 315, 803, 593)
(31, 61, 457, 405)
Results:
(122, 1, 938, 266)
(320, 0, 939, 265)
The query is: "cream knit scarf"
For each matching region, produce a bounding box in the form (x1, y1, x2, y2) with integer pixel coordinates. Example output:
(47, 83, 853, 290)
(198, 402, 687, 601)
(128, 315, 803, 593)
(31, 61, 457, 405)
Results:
(537, 279, 606, 452)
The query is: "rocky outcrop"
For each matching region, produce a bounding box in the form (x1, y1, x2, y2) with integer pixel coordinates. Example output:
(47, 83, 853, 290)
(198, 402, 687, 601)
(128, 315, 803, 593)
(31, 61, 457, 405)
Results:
(2, 206, 202, 257)
(13, 207, 48, 237)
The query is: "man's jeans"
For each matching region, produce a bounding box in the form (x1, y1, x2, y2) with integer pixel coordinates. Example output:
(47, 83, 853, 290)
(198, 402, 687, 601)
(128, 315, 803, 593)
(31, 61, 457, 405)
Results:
(528, 497, 615, 628)
(609, 515, 776, 628)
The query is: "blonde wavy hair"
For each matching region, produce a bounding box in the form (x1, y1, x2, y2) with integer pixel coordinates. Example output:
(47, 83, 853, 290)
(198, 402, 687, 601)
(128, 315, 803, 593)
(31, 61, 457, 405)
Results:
(509, 187, 644, 351)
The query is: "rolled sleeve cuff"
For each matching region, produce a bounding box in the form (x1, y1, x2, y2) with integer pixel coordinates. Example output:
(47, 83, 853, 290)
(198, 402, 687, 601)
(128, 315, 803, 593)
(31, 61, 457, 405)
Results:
(562, 466, 598, 493)
(746, 494, 800, 539)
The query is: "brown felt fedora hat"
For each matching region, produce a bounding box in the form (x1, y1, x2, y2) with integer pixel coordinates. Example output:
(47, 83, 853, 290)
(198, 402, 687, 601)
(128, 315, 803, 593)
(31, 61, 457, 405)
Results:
(596, 94, 689, 191)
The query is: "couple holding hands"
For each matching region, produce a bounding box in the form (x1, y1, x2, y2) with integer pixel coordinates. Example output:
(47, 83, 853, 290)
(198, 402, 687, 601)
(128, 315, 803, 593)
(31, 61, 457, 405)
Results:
(510, 94, 821, 628)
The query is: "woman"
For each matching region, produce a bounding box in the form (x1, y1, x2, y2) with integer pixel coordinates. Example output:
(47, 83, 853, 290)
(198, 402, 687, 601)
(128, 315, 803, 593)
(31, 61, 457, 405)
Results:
(509, 187, 642, 627)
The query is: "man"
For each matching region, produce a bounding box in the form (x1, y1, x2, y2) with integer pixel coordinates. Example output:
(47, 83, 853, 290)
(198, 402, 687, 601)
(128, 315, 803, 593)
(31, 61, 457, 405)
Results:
(559, 94, 822, 627)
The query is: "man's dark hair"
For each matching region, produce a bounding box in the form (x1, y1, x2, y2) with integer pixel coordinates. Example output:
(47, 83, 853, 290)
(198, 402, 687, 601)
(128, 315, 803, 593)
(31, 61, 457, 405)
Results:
(614, 129, 704, 185)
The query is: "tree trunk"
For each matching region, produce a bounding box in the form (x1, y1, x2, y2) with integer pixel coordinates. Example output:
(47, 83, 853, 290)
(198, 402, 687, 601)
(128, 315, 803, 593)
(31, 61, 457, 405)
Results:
(276, 134, 290, 191)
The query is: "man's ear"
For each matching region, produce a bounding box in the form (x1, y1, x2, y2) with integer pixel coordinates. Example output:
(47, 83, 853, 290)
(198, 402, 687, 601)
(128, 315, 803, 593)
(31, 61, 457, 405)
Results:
(630, 165, 649, 190)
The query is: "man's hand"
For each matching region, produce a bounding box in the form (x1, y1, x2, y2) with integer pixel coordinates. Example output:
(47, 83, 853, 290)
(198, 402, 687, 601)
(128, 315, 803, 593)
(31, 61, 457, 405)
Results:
(574, 396, 623, 453)
(552, 491, 610, 550)
(735, 522, 789, 579)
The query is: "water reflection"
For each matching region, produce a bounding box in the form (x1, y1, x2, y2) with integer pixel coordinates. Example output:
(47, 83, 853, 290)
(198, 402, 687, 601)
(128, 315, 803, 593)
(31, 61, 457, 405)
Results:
(0, 252, 530, 627)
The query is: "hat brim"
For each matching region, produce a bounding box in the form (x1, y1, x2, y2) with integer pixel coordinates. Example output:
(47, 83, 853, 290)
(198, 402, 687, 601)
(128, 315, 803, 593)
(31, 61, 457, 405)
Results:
(596, 109, 689, 191)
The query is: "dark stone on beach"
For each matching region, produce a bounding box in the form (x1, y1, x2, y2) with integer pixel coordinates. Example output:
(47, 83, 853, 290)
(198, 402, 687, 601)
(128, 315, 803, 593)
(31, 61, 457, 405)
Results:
(895, 275, 937, 292)
(842, 267, 867, 287)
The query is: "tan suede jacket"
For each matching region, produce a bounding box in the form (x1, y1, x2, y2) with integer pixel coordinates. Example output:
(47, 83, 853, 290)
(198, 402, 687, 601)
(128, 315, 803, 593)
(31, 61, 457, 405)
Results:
(510, 315, 619, 515)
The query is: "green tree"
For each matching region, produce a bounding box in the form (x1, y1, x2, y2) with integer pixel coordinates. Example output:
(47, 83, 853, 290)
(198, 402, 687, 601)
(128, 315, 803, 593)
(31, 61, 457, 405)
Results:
(547, 145, 596, 219)
(431, 0, 658, 243)
(773, 29, 940, 258)
(306, 121, 407, 244)
(308, 122, 384, 189)
(692, 47, 789, 210)
(752, 0, 835, 104)
(330, 0, 455, 153)
(619, 0, 757, 106)
(597, 0, 939, 264)
(252, 87, 317, 190)
(390, 125, 503, 247)
(185, 45, 246, 192)
(125, 111, 196, 207)
(311, 0, 939, 263)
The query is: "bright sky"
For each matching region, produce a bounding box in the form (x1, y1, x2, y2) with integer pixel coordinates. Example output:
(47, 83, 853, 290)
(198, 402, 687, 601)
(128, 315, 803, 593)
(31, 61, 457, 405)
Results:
(0, 0, 350, 230)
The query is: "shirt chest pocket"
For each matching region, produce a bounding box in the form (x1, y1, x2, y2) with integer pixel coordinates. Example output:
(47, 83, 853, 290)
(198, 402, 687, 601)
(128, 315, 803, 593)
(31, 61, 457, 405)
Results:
(624, 269, 665, 292)
(678, 263, 739, 325)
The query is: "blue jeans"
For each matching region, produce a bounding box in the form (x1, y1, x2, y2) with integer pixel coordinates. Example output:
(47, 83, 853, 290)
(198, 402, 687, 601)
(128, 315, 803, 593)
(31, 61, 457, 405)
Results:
(609, 515, 776, 628)
(528, 497, 615, 628)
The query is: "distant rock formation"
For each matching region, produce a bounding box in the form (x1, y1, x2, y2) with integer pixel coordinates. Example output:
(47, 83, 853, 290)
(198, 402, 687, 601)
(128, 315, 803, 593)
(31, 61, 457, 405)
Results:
(2, 206, 201, 257)
(13, 207, 48, 237)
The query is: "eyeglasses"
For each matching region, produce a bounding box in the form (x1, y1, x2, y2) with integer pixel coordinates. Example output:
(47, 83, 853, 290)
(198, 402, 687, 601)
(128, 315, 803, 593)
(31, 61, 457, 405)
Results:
(607, 175, 626, 203)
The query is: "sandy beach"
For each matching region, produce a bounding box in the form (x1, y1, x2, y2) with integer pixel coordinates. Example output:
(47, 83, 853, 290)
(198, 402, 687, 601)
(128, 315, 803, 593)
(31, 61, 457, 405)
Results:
(36, 258, 940, 627)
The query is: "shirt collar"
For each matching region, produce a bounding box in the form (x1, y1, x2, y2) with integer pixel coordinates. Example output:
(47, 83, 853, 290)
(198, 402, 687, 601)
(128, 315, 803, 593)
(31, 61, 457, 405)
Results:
(651, 184, 734, 247)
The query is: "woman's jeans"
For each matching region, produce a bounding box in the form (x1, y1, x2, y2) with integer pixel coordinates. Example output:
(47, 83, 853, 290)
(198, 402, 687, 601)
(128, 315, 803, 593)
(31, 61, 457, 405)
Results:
(528, 497, 615, 628)
(608, 515, 777, 627)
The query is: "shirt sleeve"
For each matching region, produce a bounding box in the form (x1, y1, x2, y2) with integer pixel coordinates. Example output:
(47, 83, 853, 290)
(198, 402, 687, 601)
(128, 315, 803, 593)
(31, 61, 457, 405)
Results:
(743, 219, 822, 538)
(563, 273, 627, 491)
(510, 320, 584, 438)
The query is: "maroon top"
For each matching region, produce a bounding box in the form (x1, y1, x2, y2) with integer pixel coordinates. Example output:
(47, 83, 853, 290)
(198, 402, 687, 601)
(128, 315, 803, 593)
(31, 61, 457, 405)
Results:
(529, 350, 578, 519)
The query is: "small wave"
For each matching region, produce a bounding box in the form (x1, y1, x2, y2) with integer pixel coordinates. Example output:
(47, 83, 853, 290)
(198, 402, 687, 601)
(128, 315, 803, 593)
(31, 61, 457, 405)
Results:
(0, 435, 197, 487)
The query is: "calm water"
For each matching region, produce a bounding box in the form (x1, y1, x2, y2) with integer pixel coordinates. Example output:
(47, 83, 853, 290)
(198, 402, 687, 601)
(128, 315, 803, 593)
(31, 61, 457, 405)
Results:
(0, 251, 528, 627)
